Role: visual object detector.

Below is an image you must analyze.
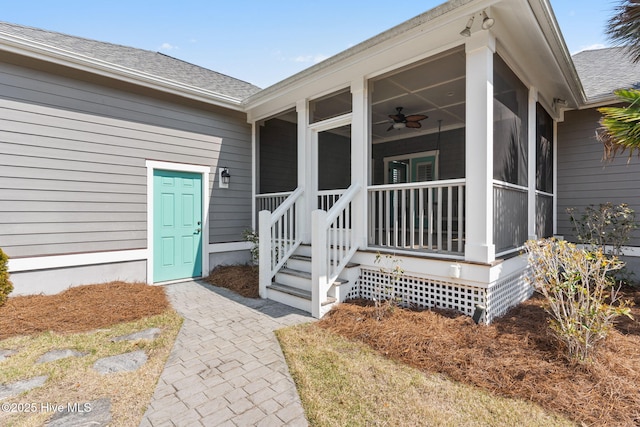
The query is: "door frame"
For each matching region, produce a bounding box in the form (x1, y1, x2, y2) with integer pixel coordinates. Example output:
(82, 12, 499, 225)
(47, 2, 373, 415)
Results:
(146, 160, 211, 284)
(383, 150, 439, 183)
(309, 114, 353, 202)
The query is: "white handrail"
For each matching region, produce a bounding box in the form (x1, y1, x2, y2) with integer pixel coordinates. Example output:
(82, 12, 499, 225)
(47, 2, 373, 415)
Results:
(325, 184, 360, 228)
(256, 190, 295, 198)
(258, 187, 304, 298)
(370, 178, 465, 191)
(270, 187, 303, 225)
(256, 191, 294, 211)
(311, 183, 361, 317)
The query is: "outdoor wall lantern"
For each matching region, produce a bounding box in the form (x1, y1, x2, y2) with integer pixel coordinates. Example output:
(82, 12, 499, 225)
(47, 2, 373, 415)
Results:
(220, 167, 231, 188)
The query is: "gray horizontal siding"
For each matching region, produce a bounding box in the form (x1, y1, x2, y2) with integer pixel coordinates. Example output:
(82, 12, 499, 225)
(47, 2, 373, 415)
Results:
(0, 60, 252, 258)
(557, 108, 640, 246)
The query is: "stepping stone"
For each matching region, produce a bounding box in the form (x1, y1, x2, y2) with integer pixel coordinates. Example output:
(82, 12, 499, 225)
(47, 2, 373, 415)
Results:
(0, 375, 48, 400)
(0, 349, 17, 362)
(111, 327, 161, 342)
(46, 397, 111, 427)
(37, 349, 86, 364)
(92, 350, 147, 374)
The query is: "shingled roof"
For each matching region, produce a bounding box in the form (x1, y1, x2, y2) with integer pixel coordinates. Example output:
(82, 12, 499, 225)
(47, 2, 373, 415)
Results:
(572, 46, 640, 102)
(0, 21, 261, 102)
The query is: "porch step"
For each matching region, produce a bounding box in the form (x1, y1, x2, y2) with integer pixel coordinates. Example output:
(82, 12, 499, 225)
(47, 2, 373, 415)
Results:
(288, 255, 359, 269)
(267, 282, 337, 306)
(279, 267, 348, 285)
(268, 282, 311, 300)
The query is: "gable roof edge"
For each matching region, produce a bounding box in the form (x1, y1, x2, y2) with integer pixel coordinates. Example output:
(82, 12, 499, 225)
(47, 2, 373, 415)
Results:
(0, 30, 246, 111)
(529, 0, 586, 106)
(243, 0, 476, 108)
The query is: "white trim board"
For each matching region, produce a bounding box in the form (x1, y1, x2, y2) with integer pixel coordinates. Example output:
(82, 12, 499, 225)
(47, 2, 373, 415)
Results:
(146, 160, 211, 283)
(7, 242, 251, 274)
(8, 249, 147, 273)
(208, 241, 252, 253)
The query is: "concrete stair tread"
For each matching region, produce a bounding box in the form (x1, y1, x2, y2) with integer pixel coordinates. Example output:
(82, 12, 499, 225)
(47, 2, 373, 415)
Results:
(279, 267, 311, 279)
(268, 283, 336, 306)
(288, 255, 360, 269)
(279, 268, 348, 285)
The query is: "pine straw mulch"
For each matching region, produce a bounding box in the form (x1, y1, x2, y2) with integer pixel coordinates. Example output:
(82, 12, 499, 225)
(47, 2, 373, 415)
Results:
(205, 264, 259, 298)
(0, 282, 170, 340)
(318, 289, 640, 427)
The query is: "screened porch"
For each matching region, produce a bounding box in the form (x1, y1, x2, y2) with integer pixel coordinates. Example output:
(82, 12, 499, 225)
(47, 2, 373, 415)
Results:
(254, 46, 555, 260)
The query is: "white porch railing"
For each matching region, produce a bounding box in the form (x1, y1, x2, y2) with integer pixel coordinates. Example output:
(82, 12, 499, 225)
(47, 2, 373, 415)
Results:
(368, 179, 465, 254)
(318, 189, 346, 211)
(258, 187, 303, 298)
(493, 180, 527, 255)
(311, 183, 361, 317)
(256, 191, 293, 213)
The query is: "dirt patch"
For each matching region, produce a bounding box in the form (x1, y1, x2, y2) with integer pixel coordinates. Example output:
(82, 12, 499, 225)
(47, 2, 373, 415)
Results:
(0, 282, 169, 340)
(318, 290, 640, 427)
(205, 264, 259, 298)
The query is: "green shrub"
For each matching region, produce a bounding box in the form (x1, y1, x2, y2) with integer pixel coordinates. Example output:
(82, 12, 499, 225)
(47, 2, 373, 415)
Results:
(567, 203, 637, 257)
(567, 202, 638, 285)
(0, 248, 13, 307)
(525, 238, 633, 363)
(242, 228, 259, 265)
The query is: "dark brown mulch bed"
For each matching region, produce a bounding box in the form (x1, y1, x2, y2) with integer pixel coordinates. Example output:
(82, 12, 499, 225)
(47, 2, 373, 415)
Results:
(317, 289, 640, 427)
(205, 264, 259, 298)
(0, 282, 169, 340)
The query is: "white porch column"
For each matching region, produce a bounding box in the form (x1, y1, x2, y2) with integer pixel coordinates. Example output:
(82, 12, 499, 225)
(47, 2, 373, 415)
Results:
(351, 77, 368, 248)
(464, 32, 496, 264)
(297, 99, 311, 243)
(552, 119, 559, 235)
(527, 87, 538, 240)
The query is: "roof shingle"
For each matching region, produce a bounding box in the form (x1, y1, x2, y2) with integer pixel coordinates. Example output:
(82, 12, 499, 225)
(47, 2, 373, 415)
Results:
(0, 21, 261, 102)
(572, 46, 640, 101)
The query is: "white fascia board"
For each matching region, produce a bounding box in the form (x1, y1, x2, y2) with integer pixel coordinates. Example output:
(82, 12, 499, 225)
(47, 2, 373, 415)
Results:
(578, 96, 621, 110)
(528, 0, 586, 106)
(244, 0, 487, 114)
(0, 32, 245, 111)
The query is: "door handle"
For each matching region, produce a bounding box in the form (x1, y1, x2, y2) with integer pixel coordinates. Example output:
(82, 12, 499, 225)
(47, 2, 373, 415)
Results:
(195, 228, 201, 234)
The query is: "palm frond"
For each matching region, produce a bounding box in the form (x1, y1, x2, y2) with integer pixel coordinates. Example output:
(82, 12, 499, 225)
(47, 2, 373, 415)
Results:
(597, 89, 640, 160)
(607, 0, 640, 62)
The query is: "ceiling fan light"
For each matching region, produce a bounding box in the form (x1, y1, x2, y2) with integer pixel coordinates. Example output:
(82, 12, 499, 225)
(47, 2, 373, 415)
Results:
(481, 11, 495, 30)
(393, 122, 406, 130)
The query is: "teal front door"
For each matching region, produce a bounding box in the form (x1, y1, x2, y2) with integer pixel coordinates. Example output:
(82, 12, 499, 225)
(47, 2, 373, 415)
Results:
(153, 170, 203, 282)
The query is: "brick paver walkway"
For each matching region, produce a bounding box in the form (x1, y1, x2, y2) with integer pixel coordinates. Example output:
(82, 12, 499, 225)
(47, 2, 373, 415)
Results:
(139, 280, 313, 427)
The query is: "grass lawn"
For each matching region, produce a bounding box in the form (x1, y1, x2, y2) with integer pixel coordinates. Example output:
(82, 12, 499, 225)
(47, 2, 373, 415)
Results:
(277, 323, 575, 427)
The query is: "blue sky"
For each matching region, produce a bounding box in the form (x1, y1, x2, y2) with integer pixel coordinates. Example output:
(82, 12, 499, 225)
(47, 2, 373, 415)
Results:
(1, 0, 619, 88)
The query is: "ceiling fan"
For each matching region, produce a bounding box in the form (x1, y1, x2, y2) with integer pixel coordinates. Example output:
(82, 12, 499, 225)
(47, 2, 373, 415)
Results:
(387, 107, 428, 131)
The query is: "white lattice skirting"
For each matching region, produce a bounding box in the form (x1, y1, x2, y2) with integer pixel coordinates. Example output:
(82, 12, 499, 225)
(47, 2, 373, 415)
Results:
(485, 268, 534, 323)
(347, 267, 534, 324)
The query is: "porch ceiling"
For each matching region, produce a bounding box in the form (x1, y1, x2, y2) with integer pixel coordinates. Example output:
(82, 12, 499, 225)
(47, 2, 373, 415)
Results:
(371, 47, 466, 143)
